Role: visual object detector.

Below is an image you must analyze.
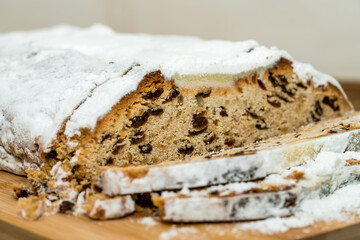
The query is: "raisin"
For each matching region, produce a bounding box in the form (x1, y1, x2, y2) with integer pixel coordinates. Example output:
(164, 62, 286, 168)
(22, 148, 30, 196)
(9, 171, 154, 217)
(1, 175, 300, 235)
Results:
(130, 111, 150, 128)
(274, 92, 290, 102)
(257, 79, 267, 90)
(189, 127, 207, 135)
(255, 119, 268, 129)
(314, 100, 323, 116)
(139, 143, 152, 153)
(192, 116, 208, 128)
(135, 193, 154, 208)
(268, 72, 279, 88)
(71, 165, 79, 175)
(195, 89, 212, 98)
(45, 150, 58, 159)
(142, 88, 164, 100)
(224, 138, 235, 147)
(130, 131, 145, 144)
(105, 157, 114, 165)
(285, 88, 297, 97)
(310, 111, 320, 122)
(246, 109, 259, 119)
(148, 107, 164, 116)
(210, 190, 219, 195)
(203, 132, 216, 145)
(93, 184, 103, 193)
(283, 193, 297, 208)
(100, 133, 112, 144)
(296, 82, 307, 89)
(267, 96, 281, 108)
(163, 88, 180, 103)
(322, 96, 340, 111)
(112, 138, 125, 155)
(276, 75, 288, 84)
(59, 201, 75, 214)
(82, 183, 91, 190)
(219, 106, 228, 117)
(178, 141, 194, 155)
(15, 189, 30, 199)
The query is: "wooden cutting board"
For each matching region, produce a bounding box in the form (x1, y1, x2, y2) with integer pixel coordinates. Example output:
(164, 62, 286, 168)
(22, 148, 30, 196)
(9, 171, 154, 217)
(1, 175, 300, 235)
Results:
(1, 171, 360, 240)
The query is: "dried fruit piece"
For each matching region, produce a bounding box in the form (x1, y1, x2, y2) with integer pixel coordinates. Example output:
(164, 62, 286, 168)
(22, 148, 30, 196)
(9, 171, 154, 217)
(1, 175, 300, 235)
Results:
(322, 96, 340, 111)
(163, 88, 180, 103)
(224, 138, 235, 147)
(195, 89, 212, 98)
(130, 111, 150, 128)
(192, 116, 208, 129)
(314, 100, 323, 116)
(310, 111, 321, 122)
(276, 74, 288, 84)
(219, 106, 229, 117)
(257, 79, 267, 90)
(45, 149, 58, 159)
(189, 127, 207, 135)
(59, 200, 75, 214)
(178, 140, 194, 155)
(105, 157, 114, 166)
(142, 88, 164, 100)
(100, 133, 112, 144)
(130, 131, 145, 144)
(255, 119, 268, 129)
(139, 143, 152, 153)
(296, 82, 307, 89)
(112, 138, 125, 155)
(203, 132, 216, 145)
(148, 107, 164, 116)
(267, 96, 281, 108)
(246, 109, 259, 119)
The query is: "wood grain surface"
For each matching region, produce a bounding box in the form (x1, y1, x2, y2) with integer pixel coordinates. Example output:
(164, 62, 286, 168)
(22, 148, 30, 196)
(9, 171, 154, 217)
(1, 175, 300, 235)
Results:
(0, 83, 359, 240)
(342, 82, 360, 110)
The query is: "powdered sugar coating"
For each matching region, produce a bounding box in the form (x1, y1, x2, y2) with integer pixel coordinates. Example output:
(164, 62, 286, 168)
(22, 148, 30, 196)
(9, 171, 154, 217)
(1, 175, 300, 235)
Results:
(158, 148, 360, 222)
(0, 24, 346, 168)
(87, 195, 135, 220)
(0, 145, 25, 175)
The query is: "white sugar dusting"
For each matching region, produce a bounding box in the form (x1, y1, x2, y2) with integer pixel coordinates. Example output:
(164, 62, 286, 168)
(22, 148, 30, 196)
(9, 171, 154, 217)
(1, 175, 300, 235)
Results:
(159, 227, 198, 240)
(236, 183, 360, 234)
(138, 217, 158, 226)
(234, 150, 360, 234)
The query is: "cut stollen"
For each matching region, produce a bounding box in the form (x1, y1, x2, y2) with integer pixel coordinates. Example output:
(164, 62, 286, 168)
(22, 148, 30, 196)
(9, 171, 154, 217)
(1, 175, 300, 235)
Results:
(152, 150, 360, 222)
(96, 112, 360, 196)
(0, 25, 354, 220)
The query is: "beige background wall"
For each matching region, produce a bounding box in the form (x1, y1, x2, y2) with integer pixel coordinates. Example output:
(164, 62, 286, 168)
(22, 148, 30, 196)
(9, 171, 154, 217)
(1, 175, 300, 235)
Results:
(0, 0, 359, 81)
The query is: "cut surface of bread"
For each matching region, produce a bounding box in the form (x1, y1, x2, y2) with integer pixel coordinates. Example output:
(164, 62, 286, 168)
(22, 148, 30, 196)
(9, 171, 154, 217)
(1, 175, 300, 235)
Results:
(97, 112, 360, 195)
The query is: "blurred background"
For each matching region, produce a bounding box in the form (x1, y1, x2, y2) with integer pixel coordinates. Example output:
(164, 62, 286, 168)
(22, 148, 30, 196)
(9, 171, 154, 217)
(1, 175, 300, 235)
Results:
(0, 0, 359, 106)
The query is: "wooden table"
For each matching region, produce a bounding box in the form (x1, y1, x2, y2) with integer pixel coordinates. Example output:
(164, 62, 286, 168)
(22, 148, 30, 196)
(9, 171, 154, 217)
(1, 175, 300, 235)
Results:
(342, 82, 360, 110)
(1, 82, 360, 240)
